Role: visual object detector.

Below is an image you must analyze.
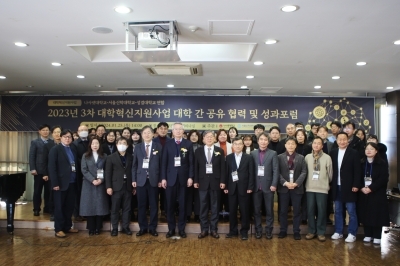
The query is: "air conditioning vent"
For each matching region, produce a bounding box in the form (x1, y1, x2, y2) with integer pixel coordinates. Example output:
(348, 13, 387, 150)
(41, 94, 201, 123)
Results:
(140, 63, 203, 76)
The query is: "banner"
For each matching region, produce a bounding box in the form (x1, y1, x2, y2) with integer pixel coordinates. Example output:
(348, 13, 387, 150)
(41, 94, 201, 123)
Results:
(1, 96, 375, 134)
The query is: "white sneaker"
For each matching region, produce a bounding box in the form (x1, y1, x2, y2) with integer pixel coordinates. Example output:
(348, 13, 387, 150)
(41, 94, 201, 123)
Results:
(373, 239, 381, 245)
(331, 233, 343, 240)
(345, 233, 356, 243)
(363, 237, 372, 242)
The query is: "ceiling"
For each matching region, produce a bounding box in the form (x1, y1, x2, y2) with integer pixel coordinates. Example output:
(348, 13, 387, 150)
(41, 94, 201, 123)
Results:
(0, 0, 400, 98)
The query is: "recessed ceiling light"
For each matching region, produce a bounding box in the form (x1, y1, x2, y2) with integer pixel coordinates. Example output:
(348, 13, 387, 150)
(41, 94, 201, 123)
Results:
(386, 86, 394, 90)
(394, 40, 400, 45)
(26, 85, 34, 88)
(114, 6, 132, 13)
(77, 75, 85, 79)
(309, 91, 322, 94)
(281, 5, 299, 12)
(9, 91, 33, 94)
(52, 62, 62, 66)
(246, 75, 254, 79)
(15, 42, 28, 47)
(332, 76, 340, 80)
(167, 84, 174, 88)
(241, 86, 248, 89)
(254, 61, 263, 65)
(95, 85, 103, 88)
(314, 85, 321, 89)
(356, 62, 367, 66)
(265, 39, 277, 44)
(92, 27, 113, 34)
(0, 76, 6, 79)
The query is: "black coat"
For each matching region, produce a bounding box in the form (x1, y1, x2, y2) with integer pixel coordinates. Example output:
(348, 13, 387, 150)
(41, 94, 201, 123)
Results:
(105, 152, 133, 192)
(225, 153, 255, 196)
(268, 140, 286, 155)
(48, 144, 78, 191)
(357, 159, 390, 226)
(194, 146, 226, 191)
(332, 135, 364, 159)
(102, 142, 116, 156)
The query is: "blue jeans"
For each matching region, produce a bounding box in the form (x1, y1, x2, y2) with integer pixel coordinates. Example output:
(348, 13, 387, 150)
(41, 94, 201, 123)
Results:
(334, 185, 358, 235)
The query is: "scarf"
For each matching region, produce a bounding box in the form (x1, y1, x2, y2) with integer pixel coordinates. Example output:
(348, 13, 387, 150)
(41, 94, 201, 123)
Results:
(312, 151, 323, 171)
(286, 151, 296, 170)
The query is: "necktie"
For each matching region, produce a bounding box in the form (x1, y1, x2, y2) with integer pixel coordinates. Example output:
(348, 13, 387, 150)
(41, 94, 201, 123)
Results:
(43, 139, 48, 144)
(176, 140, 181, 145)
(207, 148, 211, 164)
(146, 144, 150, 158)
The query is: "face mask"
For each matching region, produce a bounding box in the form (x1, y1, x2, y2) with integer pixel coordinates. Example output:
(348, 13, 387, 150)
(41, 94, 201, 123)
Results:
(117, 145, 127, 152)
(79, 131, 88, 138)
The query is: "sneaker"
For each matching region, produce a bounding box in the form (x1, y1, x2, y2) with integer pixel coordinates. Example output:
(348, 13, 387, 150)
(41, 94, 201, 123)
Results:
(331, 233, 343, 240)
(373, 239, 381, 245)
(318, 235, 326, 242)
(363, 237, 372, 242)
(345, 233, 356, 243)
(305, 233, 316, 240)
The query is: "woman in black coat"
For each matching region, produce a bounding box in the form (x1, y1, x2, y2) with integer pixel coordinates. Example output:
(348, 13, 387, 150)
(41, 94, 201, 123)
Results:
(358, 142, 389, 245)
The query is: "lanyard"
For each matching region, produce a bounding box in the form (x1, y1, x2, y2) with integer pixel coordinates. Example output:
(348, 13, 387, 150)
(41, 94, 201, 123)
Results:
(364, 161, 373, 177)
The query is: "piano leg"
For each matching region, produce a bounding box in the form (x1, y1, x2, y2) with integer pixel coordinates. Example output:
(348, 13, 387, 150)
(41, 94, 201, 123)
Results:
(6, 200, 15, 235)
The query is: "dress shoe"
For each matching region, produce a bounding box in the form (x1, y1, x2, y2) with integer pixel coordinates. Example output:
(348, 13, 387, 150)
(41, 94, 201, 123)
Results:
(66, 228, 79, 233)
(149, 230, 158, 236)
(55, 231, 66, 238)
(318, 235, 326, 242)
(198, 231, 208, 239)
(33, 211, 40, 216)
(305, 233, 316, 240)
(89, 230, 94, 236)
(194, 215, 200, 223)
(211, 231, 220, 239)
(266, 231, 273, 239)
(166, 230, 175, 238)
(241, 234, 248, 240)
(136, 229, 148, 236)
(294, 233, 301, 240)
(255, 231, 262, 239)
(49, 214, 54, 221)
(225, 233, 238, 238)
(95, 229, 100, 235)
(179, 231, 187, 238)
(278, 231, 287, 238)
(111, 229, 118, 236)
(122, 228, 132, 235)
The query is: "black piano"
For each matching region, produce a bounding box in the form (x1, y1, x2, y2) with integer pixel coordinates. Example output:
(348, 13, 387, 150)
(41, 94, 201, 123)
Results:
(0, 171, 26, 234)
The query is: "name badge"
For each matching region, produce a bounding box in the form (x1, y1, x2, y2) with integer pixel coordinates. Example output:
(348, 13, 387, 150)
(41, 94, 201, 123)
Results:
(258, 165, 264, 176)
(97, 169, 104, 179)
(71, 163, 76, 172)
(312, 171, 319, 180)
(364, 176, 372, 187)
(124, 174, 127, 179)
(232, 171, 239, 182)
(174, 157, 181, 167)
(289, 170, 294, 183)
(206, 164, 213, 174)
(142, 158, 149, 169)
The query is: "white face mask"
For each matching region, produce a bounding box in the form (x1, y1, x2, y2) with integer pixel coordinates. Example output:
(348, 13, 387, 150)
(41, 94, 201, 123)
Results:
(79, 131, 88, 138)
(117, 145, 127, 152)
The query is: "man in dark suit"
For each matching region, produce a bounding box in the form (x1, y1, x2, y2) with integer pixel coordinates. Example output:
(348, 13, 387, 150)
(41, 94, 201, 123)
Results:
(29, 124, 53, 216)
(317, 126, 334, 154)
(329, 132, 361, 243)
(224, 137, 254, 240)
(161, 122, 194, 238)
(194, 130, 226, 239)
(132, 126, 162, 237)
(251, 132, 279, 239)
(105, 137, 133, 236)
(48, 129, 79, 238)
(277, 137, 307, 240)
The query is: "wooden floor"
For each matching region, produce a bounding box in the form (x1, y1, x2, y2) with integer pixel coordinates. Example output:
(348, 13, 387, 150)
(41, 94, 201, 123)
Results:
(1, 202, 400, 265)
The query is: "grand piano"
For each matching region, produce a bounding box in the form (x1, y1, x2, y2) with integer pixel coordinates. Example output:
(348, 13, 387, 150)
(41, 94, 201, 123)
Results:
(0, 171, 26, 234)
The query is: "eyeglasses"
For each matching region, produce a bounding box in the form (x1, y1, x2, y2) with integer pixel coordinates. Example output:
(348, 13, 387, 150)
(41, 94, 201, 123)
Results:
(62, 136, 72, 139)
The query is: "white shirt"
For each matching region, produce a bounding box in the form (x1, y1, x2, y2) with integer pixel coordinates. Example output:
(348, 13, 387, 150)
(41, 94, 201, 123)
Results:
(234, 152, 242, 169)
(337, 148, 346, 186)
(93, 151, 98, 162)
(204, 145, 215, 163)
(144, 141, 153, 158)
(245, 147, 251, 154)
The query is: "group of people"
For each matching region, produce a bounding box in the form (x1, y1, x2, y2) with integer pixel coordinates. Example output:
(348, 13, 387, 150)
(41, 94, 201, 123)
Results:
(28, 120, 389, 244)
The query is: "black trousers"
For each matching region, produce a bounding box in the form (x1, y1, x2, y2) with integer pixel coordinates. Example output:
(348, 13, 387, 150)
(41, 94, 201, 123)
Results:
(279, 191, 302, 233)
(364, 225, 382, 239)
(33, 175, 50, 212)
(53, 183, 76, 232)
(186, 186, 200, 217)
(159, 187, 166, 212)
(166, 182, 186, 231)
(137, 179, 158, 230)
(111, 183, 132, 230)
(73, 175, 83, 218)
(228, 191, 250, 234)
(86, 216, 103, 231)
(199, 189, 220, 232)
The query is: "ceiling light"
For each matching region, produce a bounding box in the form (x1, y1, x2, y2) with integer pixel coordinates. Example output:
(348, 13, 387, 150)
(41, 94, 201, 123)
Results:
(356, 62, 367, 66)
(114, 6, 132, 13)
(167, 84, 174, 88)
(15, 42, 28, 47)
(95, 85, 103, 88)
(0, 76, 6, 79)
(52, 62, 62, 66)
(386, 86, 394, 90)
(77, 75, 85, 79)
(332, 76, 340, 80)
(314, 85, 321, 89)
(9, 91, 33, 94)
(241, 86, 248, 89)
(26, 85, 34, 88)
(254, 61, 263, 65)
(394, 40, 400, 45)
(265, 39, 277, 44)
(246, 75, 254, 79)
(281, 5, 299, 12)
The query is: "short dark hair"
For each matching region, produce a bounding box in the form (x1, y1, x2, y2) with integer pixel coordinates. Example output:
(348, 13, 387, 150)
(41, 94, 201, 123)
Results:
(121, 127, 131, 135)
(295, 122, 304, 127)
(337, 132, 348, 138)
(317, 126, 329, 132)
(343, 121, 355, 130)
(331, 121, 342, 128)
(257, 132, 269, 141)
(51, 125, 62, 133)
(232, 137, 243, 145)
(131, 129, 142, 144)
(285, 137, 297, 144)
(253, 124, 265, 131)
(60, 129, 72, 138)
(142, 125, 153, 132)
(312, 136, 323, 144)
(216, 129, 228, 142)
(96, 124, 106, 131)
(157, 122, 169, 129)
(367, 134, 378, 142)
(116, 136, 128, 145)
(311, 123, 321, 128)
(188, 130, 202, 144)
(294, 129, 308, 143)
(228, 127, 239, 143)
(38, 124, 50, 131)
(269, 126, 281, 133)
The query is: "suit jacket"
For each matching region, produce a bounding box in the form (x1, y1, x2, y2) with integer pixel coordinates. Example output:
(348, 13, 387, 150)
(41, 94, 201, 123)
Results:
(132, 141, 162, 187)
(251, 149, 279, 193)
(153, 136, 171, 146)
(324, 140, 334, 154)
(102, 142, 116, 156)
(332, 135, 364, 159)
(29, 138, 54, 174)
(48, 144, 78, 191)
(329, 147, 362, 202)
(105, 152, 133, 192)
(43, 141, 57, 176)
(194, 145, 226, 191)
(268, 140, 286, 156)
(161, 138, 194, 187)
(72, 138, 89, 178)
(215, 141, 232, 156)
(277, 153, 307, 194)
(225, 153, 255, 196)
